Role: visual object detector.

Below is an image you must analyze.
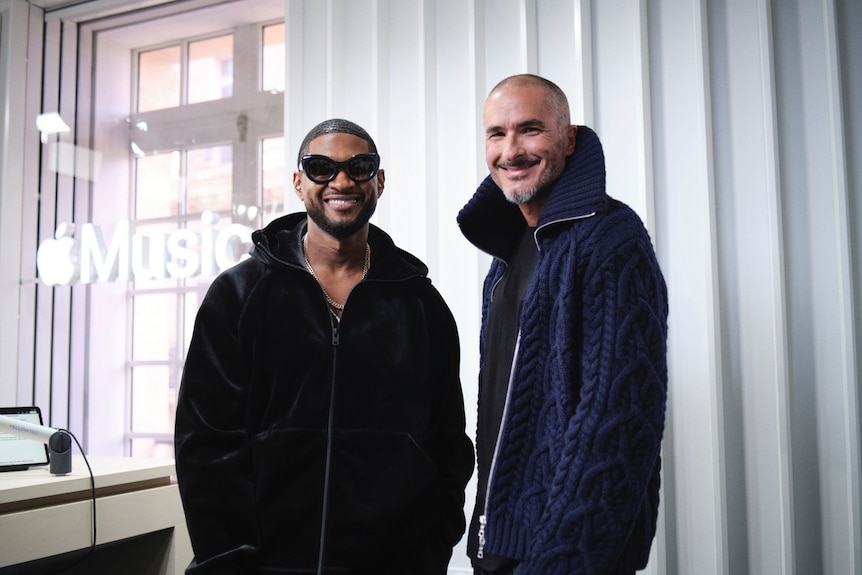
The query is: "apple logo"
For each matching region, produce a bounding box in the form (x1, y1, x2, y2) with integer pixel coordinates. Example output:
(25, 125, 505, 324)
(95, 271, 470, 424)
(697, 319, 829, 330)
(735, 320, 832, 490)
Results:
(36, 223, 80, 286)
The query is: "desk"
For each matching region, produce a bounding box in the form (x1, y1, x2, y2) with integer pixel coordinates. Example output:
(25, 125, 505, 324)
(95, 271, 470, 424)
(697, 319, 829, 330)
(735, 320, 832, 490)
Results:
(0, 455, 192, 574)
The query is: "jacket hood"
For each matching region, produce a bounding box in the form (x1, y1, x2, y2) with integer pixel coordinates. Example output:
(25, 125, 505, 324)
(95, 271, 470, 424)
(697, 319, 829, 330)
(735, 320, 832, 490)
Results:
(457, 125, 608, 259)
(250, 212, 430, 281)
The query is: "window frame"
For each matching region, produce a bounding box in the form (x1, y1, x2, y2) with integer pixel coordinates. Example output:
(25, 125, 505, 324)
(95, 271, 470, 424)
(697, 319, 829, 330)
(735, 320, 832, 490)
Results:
(44, 0, 285, 456)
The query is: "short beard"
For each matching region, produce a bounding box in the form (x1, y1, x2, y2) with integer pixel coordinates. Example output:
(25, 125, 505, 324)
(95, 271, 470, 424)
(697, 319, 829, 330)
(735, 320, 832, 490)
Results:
(494, 157, 560, 206)
(307, 198, 377, 239)
(503, 185, 546, 205)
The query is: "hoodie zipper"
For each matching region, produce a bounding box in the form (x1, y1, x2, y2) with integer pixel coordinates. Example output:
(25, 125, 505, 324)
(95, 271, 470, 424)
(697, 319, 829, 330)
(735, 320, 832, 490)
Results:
(477, 331, 520, 559)
(316, 317, 339, 574)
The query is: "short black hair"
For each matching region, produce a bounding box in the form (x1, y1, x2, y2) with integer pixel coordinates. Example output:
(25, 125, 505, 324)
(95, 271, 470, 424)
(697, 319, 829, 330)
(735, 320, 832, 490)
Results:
(296, 118, 379, 168)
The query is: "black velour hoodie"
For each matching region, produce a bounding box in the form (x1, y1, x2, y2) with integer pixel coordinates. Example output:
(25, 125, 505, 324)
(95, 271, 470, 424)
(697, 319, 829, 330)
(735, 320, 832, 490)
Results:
(175, 213, 474, 575)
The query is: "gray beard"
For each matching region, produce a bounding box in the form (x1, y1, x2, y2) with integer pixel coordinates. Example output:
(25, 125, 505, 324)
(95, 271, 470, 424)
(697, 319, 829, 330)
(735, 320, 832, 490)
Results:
(503, 184, 549, 206)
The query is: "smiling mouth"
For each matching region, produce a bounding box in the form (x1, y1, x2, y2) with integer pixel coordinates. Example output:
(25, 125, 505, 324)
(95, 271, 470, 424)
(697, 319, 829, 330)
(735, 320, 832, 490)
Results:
(502, 167, 535, 180)
(498, 159, 540, 176)
(324, 196, 361, 208)
(501, 158, 539, 168)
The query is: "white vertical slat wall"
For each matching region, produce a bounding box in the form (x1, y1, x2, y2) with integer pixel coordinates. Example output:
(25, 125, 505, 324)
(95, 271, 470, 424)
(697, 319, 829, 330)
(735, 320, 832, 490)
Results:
(648, 1, 727, 573)
(0, 0, 859, 573)
(0, 0, 36, 407)
(279, 1, 861, 573)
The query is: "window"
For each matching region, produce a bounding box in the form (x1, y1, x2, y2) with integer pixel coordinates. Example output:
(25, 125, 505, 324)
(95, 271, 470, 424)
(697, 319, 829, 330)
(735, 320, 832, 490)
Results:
(86, 3, 285, 458)
(262, 24, 285, 93)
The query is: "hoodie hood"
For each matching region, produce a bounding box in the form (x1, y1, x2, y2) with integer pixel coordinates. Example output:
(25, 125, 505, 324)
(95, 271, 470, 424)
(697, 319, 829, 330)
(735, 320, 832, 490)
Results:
(250, 212, 430, 281)
(457, 125, 609, 260)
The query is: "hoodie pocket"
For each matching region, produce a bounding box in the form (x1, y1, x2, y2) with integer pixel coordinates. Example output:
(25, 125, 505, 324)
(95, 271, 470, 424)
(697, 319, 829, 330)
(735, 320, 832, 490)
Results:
(250, 427, 437, 571)
(323, 429, 437, 566)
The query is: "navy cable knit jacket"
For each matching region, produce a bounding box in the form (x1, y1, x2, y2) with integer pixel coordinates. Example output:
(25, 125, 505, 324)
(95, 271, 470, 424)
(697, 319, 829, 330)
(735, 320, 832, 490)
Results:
(458, 126, 668, 574)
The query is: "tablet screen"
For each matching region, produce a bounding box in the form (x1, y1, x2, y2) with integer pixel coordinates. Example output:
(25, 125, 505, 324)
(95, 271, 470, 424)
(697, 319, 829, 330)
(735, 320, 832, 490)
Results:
(0, 407, 51, 471)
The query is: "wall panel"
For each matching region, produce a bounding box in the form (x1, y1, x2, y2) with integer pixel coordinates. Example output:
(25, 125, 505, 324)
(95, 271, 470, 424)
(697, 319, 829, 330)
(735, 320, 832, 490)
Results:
(774, 0, 860, 571)
(593, 0, 653, 226)
(0, 0, 41, 408)
(838, 0, 862, 567)
(647, 0, 726, 572)
(34, 18, 63, 424)
(707, 0, 794, 572)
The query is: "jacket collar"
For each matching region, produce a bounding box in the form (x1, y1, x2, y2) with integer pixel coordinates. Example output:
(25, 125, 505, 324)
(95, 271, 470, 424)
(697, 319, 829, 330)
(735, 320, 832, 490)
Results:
(457, 125, 608, 260)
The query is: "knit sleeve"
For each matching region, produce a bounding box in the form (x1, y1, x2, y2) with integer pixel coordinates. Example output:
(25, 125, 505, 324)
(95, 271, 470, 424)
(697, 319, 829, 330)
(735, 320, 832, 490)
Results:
(524, 228, 668, 574)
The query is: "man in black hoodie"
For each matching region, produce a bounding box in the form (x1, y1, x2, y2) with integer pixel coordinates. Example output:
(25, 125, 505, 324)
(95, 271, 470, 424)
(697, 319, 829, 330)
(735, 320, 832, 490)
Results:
(176, 118, 474, 575)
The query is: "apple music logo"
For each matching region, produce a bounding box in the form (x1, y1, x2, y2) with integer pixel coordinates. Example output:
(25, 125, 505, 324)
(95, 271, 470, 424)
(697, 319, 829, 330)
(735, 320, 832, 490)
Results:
(36, 212, 253, 286)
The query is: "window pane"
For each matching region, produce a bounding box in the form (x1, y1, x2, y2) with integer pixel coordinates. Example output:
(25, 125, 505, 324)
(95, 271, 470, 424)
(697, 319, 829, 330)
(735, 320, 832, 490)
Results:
(132, 223, 184, 289)
(187, 145, 233, 213)
(133, 293, 178, 361)
(262, 136, 286, 224)
(138, 46, 181, 112)
(189, 34, 234, 104)
(136, 152, 182, 219)
(131, 437, 175, 459)
(131, 365, 176, 434)
(91, 7, 284, 460)
(183, 212, 241, 280)
(183, 287, 206, 356)
(262, 23, 285, 92)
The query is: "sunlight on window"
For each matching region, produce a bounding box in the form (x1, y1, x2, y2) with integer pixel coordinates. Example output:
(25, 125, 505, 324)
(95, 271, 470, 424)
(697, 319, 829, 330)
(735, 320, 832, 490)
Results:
(107, 13, 283, 459)
(262, 23, 285, 93)
(131, 437, 176, 459)
(133, 293, 178, 361)
(187, 145, 233, 213)
(131, 365, 175, 434)
(262, 136, 286, 225)
(132, 222, 183, 289)
(138, 46, 181, 112)
(136, 152, 182, 218)
(189, 34, 234, 104)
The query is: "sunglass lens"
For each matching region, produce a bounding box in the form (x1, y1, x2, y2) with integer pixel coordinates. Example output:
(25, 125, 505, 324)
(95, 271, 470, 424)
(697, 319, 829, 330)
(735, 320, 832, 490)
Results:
(347, 156, 378, 182)
(304, 157, 336, 182)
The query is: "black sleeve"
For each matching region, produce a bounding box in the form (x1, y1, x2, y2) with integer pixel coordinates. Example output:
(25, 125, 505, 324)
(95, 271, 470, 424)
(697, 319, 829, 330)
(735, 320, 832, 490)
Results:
(401, 285, 475, 574)
(174, 271, 260, 574)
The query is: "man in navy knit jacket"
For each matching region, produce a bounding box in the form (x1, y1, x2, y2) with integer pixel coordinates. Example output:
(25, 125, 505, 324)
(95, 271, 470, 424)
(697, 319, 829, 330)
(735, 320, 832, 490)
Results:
(457, 74, 669, 575)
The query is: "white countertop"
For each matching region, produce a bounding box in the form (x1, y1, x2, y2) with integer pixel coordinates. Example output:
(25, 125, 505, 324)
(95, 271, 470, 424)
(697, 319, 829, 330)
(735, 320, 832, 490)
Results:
(0, 455, 175, 507)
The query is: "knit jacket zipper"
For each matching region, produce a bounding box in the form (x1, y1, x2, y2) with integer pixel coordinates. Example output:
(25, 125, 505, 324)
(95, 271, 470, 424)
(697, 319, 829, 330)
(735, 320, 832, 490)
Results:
(478, 331, 520, 559)
(535, 212, 596, 239)
(477, 216, 593, 560)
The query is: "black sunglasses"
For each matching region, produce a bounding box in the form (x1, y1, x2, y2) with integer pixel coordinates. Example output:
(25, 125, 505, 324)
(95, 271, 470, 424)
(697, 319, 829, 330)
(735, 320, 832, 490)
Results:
(300, 153, 381, 184)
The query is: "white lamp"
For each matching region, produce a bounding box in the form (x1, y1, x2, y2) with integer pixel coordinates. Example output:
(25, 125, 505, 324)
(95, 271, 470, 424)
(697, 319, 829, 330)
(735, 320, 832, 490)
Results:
(0, 414, 73, 475)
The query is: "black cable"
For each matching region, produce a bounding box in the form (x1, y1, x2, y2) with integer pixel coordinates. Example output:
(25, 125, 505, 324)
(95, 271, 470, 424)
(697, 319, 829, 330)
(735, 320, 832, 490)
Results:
(44, 429, 96, 574)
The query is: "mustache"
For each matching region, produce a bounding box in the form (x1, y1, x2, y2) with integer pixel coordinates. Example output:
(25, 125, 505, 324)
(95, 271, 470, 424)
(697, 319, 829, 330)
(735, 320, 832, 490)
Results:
(496, 158, 540, 170)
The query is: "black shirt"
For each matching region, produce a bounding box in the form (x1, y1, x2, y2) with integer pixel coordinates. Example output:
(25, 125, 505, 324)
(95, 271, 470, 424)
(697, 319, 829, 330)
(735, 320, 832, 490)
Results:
(468, 227, 538, 570)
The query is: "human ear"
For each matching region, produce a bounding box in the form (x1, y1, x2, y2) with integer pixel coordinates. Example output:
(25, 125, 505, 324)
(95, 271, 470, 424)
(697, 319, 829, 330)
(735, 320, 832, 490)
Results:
(293, 173, 303, 199)
(375, 169, 385, 198)
(566, 125, 578, 155)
